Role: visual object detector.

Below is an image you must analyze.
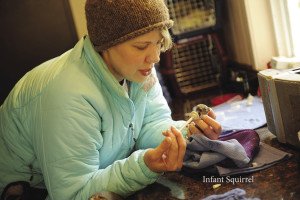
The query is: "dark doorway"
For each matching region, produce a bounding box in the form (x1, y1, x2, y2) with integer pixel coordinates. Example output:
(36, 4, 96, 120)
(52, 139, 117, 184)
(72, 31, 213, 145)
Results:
(0, 0, 78, 104)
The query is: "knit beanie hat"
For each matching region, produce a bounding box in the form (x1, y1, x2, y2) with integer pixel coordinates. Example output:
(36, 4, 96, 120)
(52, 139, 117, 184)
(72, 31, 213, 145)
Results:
(85, 0, 174, 52)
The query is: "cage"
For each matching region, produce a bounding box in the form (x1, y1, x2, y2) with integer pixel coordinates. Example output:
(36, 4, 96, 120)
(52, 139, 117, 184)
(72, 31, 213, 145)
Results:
(166, 0, 222, 39)
(159, 33, 227, 98)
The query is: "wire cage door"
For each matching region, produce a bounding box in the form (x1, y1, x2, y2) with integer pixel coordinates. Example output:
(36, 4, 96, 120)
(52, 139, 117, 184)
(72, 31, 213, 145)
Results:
(166, 0, 222, 40)
(159, 33, 227, 98)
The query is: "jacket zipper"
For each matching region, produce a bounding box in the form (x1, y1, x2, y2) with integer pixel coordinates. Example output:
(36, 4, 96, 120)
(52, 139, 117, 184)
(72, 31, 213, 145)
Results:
(129, 123, 136, 146)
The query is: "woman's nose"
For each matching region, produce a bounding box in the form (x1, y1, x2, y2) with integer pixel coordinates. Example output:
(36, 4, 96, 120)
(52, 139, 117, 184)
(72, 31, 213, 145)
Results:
(145, 46, 160, 64)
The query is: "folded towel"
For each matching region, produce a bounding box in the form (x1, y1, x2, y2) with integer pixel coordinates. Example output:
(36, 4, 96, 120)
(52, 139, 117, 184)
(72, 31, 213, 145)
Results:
(183, 130, 260, 169)
(183, 129, 292, 176)
(184, 134, 250, 169)
(202, 188, 260, 200)
(216, 142, 292, 176)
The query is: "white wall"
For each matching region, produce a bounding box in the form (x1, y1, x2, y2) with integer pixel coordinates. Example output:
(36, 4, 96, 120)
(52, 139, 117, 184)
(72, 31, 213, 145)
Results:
(224, 0, 277, 71)
(68, 0, 87, 39)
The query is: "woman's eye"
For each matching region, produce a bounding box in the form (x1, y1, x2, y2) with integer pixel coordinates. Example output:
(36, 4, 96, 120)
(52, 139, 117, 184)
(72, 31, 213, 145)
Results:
(135, 45, 148, 50)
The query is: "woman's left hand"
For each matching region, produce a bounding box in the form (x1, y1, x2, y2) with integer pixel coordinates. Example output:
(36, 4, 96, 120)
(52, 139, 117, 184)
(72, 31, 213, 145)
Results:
(144, 126, 186, 173)
(188, 109, 222, 140)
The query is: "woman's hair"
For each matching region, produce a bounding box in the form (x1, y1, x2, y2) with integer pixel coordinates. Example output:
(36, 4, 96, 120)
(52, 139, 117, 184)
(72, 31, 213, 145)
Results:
(160, 27, 173, 52)
(85, 0, 173, 52)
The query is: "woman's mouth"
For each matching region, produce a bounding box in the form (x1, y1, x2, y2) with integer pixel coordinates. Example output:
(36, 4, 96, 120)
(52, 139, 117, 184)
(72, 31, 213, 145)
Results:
(138, 68, 152, 76)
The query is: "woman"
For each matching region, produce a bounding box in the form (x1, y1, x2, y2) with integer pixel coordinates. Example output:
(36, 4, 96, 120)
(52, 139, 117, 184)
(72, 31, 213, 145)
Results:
(0, 0, 221, 199)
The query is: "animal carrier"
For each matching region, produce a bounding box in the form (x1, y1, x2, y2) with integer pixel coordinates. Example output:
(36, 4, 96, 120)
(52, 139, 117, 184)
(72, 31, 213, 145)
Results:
(159, 33, 227, 98)
(166, 0, 223, 40)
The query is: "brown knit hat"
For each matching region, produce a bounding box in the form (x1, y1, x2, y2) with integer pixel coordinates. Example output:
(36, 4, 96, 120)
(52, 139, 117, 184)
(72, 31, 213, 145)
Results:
(85, 0, 174, 52)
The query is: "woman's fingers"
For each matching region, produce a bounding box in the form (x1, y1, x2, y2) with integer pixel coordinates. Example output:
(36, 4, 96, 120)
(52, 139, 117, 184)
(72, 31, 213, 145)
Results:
(144, 136, 172, 173)
(193, 115, 222, 140)
(155, 134, 172, 156)
(194, 119, 217, 139)
(188, 122, 201, 136)
(208, 108, 216, 119)
(170, 126, 186, 170)
(164, 129, 179, 171)
(201, 115, 222, 135)
(145, 127, 187, 173)
(161, 127, 186, 171)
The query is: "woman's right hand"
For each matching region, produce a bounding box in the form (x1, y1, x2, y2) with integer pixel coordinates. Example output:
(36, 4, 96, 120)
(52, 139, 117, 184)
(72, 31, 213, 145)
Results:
(143, 126, 186, 173)
(188, 108, 222, 140)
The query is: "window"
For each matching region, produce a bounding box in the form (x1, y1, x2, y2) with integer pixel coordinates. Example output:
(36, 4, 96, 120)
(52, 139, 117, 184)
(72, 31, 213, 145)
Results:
(270, 0, 300, 57)
(286, 0, 300, 57)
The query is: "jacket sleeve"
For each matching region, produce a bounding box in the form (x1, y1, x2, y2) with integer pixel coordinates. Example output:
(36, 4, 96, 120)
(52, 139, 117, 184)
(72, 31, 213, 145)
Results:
(136, 71, 187, 149)
(33, 96, 159, 200)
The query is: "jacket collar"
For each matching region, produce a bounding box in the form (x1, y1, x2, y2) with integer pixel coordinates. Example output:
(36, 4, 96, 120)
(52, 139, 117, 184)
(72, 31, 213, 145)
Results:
(72, 36, 154, 101)
(82, 36, 130, 98)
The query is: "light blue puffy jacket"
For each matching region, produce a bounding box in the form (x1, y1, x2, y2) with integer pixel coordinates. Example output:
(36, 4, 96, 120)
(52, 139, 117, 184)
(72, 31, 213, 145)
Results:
(0, 36, 186, 199)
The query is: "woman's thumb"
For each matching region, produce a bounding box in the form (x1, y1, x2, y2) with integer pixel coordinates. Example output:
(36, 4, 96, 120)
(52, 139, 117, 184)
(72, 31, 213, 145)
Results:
(155, 136, 172, 156)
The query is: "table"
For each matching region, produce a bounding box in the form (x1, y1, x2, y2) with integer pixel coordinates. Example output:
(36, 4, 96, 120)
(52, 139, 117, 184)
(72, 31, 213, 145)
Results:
(127, 128, 300, 200)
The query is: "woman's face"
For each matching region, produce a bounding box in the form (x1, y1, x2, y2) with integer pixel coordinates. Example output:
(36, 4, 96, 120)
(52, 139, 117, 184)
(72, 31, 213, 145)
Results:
(101, 30, 163, 83)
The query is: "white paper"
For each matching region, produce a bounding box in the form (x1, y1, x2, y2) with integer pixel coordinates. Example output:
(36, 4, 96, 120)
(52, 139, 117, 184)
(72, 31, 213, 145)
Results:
(212, 96, 267, 130)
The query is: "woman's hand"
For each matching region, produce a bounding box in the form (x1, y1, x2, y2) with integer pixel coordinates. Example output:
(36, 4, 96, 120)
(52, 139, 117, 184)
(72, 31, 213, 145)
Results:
(144, 126, 186, 173)
(188, 109, 222, 140)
